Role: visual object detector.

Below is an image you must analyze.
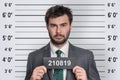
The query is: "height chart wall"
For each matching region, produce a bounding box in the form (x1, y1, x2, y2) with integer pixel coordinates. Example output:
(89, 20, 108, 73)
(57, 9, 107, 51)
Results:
(0, 0, 120, 80)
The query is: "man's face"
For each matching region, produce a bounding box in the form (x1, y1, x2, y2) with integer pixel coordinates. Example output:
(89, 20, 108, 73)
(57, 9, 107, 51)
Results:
(47, 14, 72, 45)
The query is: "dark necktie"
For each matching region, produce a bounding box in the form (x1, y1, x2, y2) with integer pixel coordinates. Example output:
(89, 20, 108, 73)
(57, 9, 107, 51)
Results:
(53, 50, 63, 80)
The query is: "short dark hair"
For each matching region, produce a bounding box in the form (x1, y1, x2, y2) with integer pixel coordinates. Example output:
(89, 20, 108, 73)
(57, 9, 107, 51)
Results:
(45, 5, 73, 25)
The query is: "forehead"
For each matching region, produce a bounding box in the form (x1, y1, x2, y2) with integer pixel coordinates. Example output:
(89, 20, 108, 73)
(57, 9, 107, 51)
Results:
(49, 14, 69, 24)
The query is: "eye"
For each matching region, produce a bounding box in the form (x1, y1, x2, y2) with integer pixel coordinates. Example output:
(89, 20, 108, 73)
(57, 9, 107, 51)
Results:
(61, 23, 67, 27)
(50, 24, 57, 28)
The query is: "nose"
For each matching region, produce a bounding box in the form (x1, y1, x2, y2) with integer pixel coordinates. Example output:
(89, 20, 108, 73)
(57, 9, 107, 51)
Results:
(56, 26, 61, 33)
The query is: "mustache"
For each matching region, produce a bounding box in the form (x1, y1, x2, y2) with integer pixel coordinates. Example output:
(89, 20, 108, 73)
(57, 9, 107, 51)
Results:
(54, 34, 64, 37)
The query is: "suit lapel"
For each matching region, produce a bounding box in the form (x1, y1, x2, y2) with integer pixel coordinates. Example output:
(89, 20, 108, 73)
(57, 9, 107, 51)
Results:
(66, 43, 75, 80)
(43, 43, 53, 80)
(43, 43, 51, 57)
(68, 43, 74, 57)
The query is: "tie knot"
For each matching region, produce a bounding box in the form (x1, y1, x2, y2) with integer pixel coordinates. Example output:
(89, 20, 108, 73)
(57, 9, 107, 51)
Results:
(56, 50, 62, 57)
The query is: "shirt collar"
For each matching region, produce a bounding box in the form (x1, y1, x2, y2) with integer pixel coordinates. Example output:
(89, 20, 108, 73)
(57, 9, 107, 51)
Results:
(50, 41, 69, 55)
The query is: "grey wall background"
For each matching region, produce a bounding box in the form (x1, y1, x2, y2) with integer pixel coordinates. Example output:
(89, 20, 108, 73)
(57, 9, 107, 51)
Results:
(0, 0, 120, 80)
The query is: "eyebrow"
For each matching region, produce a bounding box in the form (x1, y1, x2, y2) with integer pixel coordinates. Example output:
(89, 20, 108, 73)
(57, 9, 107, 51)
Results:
(49, 22, 68, 26)
(49, 23, 57, 26)
(60, 22, 67, 25)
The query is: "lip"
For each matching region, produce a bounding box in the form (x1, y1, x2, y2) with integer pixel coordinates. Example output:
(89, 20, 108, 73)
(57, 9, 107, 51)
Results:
(55, 36, 63, 40)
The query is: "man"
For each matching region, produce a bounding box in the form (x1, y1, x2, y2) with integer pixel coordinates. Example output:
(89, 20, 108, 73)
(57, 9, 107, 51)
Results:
(25, 5, 101, 80)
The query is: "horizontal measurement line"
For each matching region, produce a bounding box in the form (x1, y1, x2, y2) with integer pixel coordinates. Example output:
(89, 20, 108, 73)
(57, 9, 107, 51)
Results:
(15, 26, 45, 28)
(74, 44, 105, 45)
(15, 31, 47, 33)
(71, 31, 105, 33)
(73, 21, 105, 23)
(88, 49, 105, 51)
(15, 43, 105, 45)
(15, 76, 105, 78)
(15, 65, 105, 68)
(15, 26, 105, 28)
(15, 31, 105, 33)
(15, 21, 105, 23)
(98, 71, 105, 73)
(15, 9, 105, 11)
(15, 71, 26, 73)
(15, 59, 27, 61)
(15, 37, 105, 39)
(15, 4, 105, 6)
(73, 9, 105, 11)
(15, 9, 47, 11)
(95, 59, 105, 61)
(15, 37, 49, 39)
(15, 66, 26, 67)
(15, 59, 105, 61)
(15, 21, 44, 23)
(15, 44, 46, 45)
(15, 49, 37, 51)
(74, 14, 105, 16)
(15, 48, 105, 51)
(74, 26, 105, 28)
(15, 53, 105, 56)
(15, 14, 44, 16)
(15, 76, 25, 78)
(97, 66, 105, 67)
(15, 14, 105, 16)
(94, 54, 105, 56)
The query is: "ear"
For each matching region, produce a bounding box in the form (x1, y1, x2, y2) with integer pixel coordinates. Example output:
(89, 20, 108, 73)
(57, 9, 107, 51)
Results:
(46, 25, 49, 30)
(70, 24, 72, 29)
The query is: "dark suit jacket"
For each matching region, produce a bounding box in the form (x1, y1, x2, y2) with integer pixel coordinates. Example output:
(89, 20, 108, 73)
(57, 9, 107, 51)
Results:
(25, 43, 101, 80)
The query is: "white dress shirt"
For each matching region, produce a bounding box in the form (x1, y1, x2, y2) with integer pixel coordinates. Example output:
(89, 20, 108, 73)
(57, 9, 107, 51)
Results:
(50, 41, 69, 80)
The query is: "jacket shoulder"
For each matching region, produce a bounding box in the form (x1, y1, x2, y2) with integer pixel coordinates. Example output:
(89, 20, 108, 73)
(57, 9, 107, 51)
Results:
(28, 43, 50, 57)
(70, 43, 93, 54)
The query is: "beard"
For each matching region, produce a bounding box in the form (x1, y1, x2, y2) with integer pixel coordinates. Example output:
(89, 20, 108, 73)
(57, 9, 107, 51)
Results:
(49, 31, 70, 45)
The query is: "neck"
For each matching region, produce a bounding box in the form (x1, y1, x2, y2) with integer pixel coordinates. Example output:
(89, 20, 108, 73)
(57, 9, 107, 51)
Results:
(51, 41, 67, 49)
